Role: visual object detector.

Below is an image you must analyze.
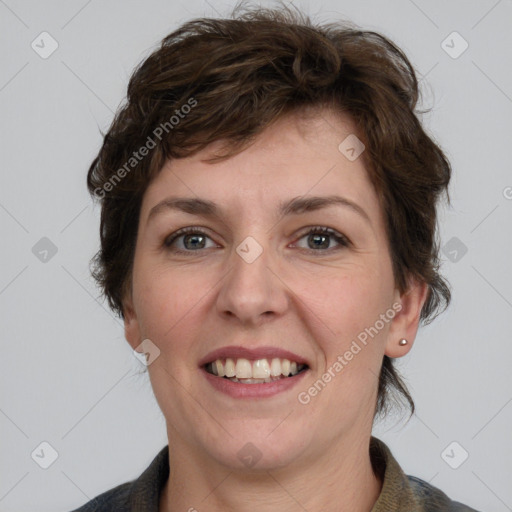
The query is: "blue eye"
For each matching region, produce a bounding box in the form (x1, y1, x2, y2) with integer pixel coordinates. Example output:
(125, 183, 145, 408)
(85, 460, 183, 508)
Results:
(163, 226, 350, 254)
(164, 227, 216, 252)
(293, 226, 350, 252)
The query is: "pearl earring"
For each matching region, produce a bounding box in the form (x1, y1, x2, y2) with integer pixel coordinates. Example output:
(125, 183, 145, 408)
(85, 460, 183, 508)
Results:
(398, 338, 408, 346)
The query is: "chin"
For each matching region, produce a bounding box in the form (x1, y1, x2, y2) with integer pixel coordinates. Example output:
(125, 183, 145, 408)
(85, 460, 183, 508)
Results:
(199, 422, 312, 472)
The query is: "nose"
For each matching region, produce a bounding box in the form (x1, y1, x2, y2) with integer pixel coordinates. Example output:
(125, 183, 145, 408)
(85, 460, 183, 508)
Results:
(215, 237, 289, 326)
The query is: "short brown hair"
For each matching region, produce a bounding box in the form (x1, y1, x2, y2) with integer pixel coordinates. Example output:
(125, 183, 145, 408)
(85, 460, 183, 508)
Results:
(87, 3, 451, 419)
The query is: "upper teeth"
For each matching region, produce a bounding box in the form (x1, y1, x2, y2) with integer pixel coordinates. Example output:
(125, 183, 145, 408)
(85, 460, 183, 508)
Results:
(207, 358, 305, 379)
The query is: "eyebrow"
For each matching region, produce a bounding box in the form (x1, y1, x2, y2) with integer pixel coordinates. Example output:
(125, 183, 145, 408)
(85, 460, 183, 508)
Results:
(147, 195, 371, 225)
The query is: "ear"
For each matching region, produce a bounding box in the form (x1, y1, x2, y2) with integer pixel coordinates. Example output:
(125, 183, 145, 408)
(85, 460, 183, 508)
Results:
(122, 290, 141, 352)
(385, 277, 429, 358)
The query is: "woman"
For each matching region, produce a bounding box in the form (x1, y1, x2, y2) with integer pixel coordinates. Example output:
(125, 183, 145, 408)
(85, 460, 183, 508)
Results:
(73, 4, 480, 511)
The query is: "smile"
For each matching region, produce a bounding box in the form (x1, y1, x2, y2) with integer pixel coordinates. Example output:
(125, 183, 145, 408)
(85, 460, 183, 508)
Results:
(205, 357, 308, 383)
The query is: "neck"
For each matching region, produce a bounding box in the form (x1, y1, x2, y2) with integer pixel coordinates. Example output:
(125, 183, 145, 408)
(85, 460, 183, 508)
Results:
(160, 430, 382, 512)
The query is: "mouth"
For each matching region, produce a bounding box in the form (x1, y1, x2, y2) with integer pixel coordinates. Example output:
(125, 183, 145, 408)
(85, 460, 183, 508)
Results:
(204, 357, 309, 384)
(199, 346, 310, 398)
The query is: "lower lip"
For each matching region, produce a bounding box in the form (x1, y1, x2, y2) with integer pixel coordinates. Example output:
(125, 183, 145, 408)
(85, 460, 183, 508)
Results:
(201, 368, 309, 398)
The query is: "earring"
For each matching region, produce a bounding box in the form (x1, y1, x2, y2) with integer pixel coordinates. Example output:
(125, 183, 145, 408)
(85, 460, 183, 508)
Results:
(398, 338, 408, 346)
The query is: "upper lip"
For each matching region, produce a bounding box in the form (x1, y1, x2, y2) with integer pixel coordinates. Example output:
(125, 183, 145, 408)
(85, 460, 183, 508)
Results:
(198, 345, 309, 367)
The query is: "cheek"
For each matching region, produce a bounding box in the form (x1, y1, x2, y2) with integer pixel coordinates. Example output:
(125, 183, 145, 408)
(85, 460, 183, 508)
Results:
(306, 270, 390, 345)
(132, 260, 194, 338)
(134, 269, 204, 399)
(300, 271, 392, 410)
(132, 263, 217, 369)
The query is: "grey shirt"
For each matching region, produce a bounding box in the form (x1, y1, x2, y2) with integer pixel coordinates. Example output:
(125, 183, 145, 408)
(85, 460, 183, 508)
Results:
(70, 436, 480, 511)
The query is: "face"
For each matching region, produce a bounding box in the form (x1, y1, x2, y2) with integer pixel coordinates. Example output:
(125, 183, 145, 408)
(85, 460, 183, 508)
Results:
(123, 109, 425, 471)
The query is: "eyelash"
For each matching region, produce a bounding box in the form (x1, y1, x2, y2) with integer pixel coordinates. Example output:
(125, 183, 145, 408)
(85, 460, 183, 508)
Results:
(163, 226, 350, 255)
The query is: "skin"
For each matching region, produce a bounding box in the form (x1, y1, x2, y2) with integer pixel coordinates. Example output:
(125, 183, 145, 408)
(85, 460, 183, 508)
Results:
(123, 108, 427, 512)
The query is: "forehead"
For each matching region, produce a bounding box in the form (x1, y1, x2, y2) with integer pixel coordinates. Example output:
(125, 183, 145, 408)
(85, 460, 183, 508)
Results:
(140, 109, 380, 223)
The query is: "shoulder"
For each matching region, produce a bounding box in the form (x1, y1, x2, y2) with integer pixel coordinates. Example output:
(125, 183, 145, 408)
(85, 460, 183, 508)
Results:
(68, 445, 169, 512)
(407, 475, 482, 512)
(69, 481, 132, 511)
(370, 436, 481, 512)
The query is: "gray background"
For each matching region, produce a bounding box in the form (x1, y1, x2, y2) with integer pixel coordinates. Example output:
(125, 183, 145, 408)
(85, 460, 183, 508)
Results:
(1, 0, 511, 510)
